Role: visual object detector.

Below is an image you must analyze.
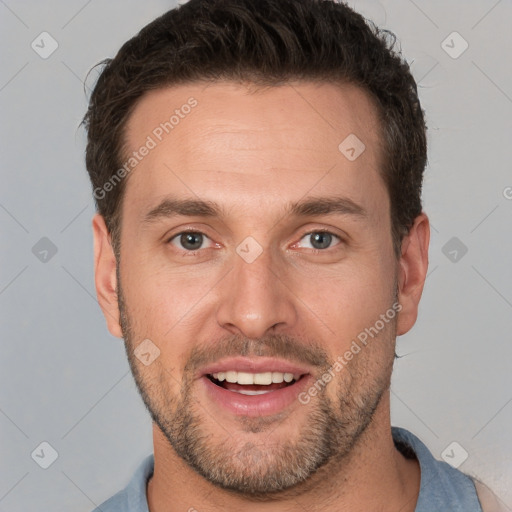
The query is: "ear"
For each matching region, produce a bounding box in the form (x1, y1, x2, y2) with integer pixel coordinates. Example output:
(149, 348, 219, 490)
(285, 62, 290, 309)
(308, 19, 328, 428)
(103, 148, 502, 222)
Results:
(396, 212, 430, 336)
(92, 214, 123, 338)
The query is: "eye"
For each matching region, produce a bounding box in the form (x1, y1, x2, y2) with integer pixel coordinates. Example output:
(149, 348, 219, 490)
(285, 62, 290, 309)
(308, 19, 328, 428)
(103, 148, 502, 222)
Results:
(296, 231, 342, 251)
(168, 231, 213, 252)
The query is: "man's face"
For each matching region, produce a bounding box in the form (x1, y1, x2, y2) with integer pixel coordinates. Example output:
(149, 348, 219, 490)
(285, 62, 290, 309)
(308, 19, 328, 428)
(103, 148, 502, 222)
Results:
(111, 81, 402, 494)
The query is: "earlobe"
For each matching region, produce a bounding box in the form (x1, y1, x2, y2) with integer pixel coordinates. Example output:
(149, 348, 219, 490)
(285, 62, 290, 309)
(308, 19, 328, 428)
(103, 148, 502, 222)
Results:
(92, 214, 123, 338)
(396, 213, 430, 336)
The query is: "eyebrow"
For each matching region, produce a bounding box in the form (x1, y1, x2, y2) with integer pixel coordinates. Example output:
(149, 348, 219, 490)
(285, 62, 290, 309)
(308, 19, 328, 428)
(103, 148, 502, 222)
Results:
(142, 195, 367, 224)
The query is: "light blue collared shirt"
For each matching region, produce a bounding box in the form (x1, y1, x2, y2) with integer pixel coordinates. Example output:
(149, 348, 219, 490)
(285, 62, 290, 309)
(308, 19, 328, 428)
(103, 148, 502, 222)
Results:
(92, 427, 483, 511)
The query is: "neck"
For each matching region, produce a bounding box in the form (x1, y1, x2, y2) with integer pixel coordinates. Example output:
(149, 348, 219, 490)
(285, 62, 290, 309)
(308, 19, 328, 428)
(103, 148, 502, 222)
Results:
(147, 392, 420, 512)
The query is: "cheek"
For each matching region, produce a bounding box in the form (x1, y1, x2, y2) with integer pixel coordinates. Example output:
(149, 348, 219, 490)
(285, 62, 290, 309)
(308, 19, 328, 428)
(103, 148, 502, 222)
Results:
(122, 249, 206, 312)
(292, 258, 395, 334)
(120, 262, 220, 363)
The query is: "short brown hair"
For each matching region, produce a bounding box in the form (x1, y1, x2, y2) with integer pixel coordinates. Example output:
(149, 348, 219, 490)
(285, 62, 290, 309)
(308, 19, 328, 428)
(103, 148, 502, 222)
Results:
(82, 0, 427, 257)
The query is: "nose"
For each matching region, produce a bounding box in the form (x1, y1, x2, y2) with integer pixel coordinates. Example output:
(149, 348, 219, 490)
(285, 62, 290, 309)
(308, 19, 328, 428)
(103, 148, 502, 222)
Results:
(215, 244, 298, 339)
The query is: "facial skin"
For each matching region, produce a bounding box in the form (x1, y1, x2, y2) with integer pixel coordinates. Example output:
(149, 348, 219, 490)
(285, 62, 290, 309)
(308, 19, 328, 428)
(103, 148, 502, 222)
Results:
(93, 81, 429, 511)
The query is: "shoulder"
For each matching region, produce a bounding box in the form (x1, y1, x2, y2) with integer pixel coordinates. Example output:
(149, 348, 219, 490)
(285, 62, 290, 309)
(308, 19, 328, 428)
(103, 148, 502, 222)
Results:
(91, 488, 129, 512)
(392, 427, 482, 511)
(473, 479, 509, 512)
(90, 454, 154, 512)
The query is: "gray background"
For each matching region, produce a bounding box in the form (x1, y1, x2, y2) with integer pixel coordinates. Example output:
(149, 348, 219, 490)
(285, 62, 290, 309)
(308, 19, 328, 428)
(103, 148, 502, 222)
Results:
(1, 0, 511, 510)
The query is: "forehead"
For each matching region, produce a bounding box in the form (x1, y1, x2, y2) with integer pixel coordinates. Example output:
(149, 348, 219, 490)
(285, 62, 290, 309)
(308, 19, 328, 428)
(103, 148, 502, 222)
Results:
(121, 81, 388, 224)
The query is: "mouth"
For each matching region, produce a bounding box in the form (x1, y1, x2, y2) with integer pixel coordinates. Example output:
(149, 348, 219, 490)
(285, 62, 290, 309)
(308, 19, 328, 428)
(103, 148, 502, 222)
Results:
(198, 358, 313, 417)
(206, 370, 304, 395)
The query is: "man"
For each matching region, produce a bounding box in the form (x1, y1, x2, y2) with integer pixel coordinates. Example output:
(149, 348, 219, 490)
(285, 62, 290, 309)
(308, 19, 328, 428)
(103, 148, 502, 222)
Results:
(84, 0, 503, 510)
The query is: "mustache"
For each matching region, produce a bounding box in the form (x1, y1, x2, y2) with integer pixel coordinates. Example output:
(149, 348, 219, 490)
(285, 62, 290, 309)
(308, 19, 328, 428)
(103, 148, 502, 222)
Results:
(118, 283, 329, 374)
(183, 332, 331, 375)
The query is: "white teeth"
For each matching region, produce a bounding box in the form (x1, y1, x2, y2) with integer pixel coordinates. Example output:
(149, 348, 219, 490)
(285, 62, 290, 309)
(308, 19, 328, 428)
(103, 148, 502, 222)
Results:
(253, 372, 272, 385)
(271, 371, 284, 383)
(234, 389, 272, 395)
(211, 371, 300, 385)
(225, 371, 237, 383)
(236, 371, 255, 385)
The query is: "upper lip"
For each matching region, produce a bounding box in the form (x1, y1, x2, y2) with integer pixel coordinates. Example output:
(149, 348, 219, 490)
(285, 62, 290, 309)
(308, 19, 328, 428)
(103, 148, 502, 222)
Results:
(197, 356, 312, 379)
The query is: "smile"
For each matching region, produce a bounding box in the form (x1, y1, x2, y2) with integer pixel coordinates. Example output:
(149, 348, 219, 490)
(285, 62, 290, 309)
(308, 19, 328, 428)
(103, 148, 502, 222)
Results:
(207, 371, 303, 395)
(199, 357, 313, 416)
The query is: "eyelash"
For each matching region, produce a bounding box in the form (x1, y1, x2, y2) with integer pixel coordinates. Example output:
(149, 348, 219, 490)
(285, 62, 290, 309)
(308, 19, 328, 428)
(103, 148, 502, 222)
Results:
(166, 229, 343, 255)
(166, 230, 212, 256)
(297, 230, 343, 253)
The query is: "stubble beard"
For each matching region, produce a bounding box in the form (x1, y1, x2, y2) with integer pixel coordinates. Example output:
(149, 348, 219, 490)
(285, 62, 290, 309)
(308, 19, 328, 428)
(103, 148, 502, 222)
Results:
(117, 277, 396, 497)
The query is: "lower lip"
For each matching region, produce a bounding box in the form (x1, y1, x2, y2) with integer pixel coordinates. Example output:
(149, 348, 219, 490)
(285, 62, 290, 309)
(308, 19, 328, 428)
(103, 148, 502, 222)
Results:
(200, 375, 312, 417)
